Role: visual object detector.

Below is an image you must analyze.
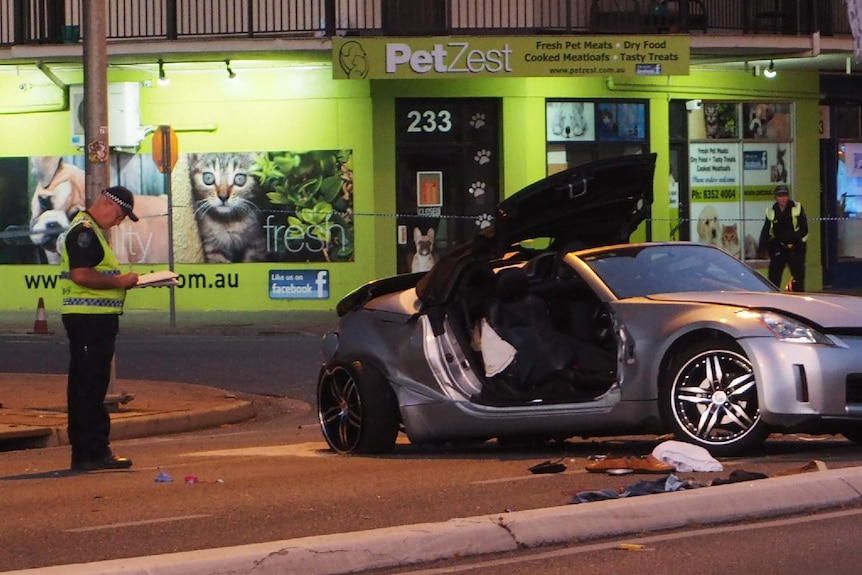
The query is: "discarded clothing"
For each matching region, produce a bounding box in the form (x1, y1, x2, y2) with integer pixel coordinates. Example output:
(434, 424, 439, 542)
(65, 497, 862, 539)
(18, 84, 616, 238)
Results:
(710, 469, 769, 485)
(528, 459, 566, 474)
(570, 473, 704, 504)
(651, 440, 723, 473)
(585, 454, 675, 474)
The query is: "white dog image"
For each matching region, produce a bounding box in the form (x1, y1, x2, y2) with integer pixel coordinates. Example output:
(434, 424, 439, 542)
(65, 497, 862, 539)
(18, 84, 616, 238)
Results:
(696, 205, 721, 247)
(29, 156, 87, 264)
(411, 227, 436, 273)
(28, 155, 170, 264)
(549, 102, 587, 140)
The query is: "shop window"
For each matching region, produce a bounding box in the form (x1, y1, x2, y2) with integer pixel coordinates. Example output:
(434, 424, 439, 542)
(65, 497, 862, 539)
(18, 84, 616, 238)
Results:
(686, 100, 794, 263)
(545, 99, 649, 175)
(669, 100, 688, 142)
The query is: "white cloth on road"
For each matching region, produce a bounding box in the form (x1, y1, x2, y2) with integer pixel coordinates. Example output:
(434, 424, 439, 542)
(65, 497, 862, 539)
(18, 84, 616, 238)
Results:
(652, 439, 724, 472)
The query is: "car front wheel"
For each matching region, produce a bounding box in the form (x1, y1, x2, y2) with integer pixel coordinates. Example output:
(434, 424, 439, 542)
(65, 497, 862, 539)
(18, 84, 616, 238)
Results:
(317, 361, 400, 454)
(661, 340, 769, 457)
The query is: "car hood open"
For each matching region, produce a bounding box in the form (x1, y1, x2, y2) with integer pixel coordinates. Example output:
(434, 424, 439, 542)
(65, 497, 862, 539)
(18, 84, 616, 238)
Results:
(417, 154, 657, 309)
(649, 292, 862, 330)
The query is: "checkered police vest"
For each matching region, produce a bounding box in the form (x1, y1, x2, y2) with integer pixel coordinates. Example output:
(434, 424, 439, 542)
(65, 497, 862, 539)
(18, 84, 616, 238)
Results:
(59, 212, 125, 314)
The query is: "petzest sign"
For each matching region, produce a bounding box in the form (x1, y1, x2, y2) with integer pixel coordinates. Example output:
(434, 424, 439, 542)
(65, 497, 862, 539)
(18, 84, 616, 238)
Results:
(385, 42, 513, 74)
(333, 36, 689, 79)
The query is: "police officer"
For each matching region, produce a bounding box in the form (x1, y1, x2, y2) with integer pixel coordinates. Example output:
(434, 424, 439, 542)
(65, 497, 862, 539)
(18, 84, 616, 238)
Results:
(60, 186, 139, 471)
(759, 184, 808, 292)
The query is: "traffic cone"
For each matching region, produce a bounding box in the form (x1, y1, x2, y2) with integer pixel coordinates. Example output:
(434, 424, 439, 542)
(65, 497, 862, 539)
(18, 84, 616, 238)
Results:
(30, 297, 52, 335)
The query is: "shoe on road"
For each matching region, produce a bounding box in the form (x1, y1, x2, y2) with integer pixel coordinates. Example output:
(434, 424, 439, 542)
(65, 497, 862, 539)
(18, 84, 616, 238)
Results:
(71, 454, 133, 472)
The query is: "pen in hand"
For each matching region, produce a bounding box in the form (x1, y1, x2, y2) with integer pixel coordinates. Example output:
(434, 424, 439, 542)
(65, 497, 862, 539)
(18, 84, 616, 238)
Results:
(127, 261, 139, 288)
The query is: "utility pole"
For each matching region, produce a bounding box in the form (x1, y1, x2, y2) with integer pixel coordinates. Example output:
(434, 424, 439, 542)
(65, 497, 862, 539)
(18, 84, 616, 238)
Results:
(82, 6, 132, 409)
(82, 3, 109, 203)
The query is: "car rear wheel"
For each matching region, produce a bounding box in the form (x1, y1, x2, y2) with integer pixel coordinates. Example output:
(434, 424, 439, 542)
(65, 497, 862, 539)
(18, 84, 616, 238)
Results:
(661, 340, 769, 457)
(317, 361, 400, 454)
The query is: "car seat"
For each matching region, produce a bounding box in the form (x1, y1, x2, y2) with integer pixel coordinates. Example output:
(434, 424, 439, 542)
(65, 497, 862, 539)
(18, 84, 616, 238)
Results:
(485, 267, 578, 390)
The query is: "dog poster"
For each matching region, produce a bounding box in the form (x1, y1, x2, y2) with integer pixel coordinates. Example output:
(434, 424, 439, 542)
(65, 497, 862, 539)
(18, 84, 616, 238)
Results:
(546, 101, 595, 142)
(0, 154, 169, 265)
(742, 143, 792, 185)
(743, 102, 792, 140)
(597, 102, 645, 141)
(410, 226, 437, 272)
(690, 201, 745, 259)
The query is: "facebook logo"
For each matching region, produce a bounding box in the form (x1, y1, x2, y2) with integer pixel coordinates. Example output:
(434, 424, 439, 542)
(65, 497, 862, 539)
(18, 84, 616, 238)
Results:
(269, 270, 330, 300)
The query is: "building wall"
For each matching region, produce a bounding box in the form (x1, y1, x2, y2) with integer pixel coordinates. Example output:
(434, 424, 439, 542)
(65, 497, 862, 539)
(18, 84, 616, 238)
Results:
(0, 60, 823, 312)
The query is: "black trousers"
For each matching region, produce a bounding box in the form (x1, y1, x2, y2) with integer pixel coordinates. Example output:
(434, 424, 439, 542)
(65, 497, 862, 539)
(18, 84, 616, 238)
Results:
(768, 244, 806, 292)
(62, 313, 119, 462)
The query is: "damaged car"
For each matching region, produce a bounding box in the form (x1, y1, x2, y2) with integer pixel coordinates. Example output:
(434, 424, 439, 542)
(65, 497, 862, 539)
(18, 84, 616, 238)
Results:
(318, 153, 862, 456)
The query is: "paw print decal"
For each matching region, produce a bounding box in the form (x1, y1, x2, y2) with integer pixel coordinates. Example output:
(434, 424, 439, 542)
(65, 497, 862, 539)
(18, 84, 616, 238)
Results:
(474, 149, 492, 165)
(475, 213, 493, 229)
(469, 181, 486, 198)
(469, 113, 486, 129)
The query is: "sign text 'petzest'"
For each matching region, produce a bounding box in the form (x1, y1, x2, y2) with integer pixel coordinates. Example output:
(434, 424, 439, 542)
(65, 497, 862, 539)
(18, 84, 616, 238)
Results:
(333, 36, 689, 79)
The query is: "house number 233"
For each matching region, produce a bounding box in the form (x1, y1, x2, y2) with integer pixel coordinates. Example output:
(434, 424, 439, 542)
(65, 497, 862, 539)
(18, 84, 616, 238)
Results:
(406, 109, 452, 133)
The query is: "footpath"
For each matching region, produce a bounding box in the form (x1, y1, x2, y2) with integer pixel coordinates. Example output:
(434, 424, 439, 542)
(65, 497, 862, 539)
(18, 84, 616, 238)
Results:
(2, 306, 862, 574)
(0, 308, 335, 452)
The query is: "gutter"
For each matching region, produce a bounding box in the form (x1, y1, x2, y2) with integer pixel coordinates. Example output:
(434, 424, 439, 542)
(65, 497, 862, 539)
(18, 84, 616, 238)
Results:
(0, 61, 67, 115)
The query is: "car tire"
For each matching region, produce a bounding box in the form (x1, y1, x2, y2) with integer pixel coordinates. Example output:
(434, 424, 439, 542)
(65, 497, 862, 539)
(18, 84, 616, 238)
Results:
(317, 361, 400, 454)
(660, 339, 769, 457)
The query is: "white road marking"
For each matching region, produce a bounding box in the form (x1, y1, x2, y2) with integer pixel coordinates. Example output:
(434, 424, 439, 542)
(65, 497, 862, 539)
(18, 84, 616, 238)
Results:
(185, 442, 335, 458)
(64, 514, 211, 533)
(471, 468, 587, 485)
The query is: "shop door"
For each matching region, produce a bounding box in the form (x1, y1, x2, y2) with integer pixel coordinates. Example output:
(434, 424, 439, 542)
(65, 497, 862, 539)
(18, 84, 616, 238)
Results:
(395, 98, 500, 274)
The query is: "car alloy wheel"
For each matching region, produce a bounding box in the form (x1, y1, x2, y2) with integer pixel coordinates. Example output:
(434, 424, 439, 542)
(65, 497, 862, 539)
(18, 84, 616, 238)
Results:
(317, 361, 399, 454)
(662, 340, 768, 456)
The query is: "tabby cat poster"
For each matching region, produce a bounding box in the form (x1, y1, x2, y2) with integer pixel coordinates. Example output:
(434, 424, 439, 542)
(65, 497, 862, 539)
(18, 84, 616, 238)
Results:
(0, 149, 354, 264)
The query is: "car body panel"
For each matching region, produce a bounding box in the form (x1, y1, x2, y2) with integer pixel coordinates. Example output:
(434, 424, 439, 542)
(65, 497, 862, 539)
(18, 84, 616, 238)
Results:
(492, 153, 656, 253)
(415, 153, 657, 312)
(649, 292, 862, 330)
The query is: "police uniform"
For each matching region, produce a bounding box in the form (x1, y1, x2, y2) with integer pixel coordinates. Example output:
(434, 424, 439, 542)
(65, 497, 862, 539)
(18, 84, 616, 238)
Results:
(759, 191, 808, 292)
(60, 211, 126, 468)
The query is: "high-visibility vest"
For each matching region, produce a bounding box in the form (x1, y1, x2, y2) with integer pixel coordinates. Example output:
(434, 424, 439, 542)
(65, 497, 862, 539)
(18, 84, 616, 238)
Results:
(765, 202, 808, 243)
(59, 212, 125, 314)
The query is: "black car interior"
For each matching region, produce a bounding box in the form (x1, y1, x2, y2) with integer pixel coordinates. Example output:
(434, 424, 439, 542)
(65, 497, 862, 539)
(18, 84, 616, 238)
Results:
(456, 261, 616, 406)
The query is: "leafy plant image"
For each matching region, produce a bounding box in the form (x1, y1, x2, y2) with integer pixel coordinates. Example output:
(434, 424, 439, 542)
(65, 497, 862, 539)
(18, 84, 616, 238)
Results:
(253, 150, 354, 262)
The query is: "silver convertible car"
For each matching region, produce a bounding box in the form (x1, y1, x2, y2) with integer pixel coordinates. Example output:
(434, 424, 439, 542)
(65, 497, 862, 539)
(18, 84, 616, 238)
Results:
(318, 154, 862, 456)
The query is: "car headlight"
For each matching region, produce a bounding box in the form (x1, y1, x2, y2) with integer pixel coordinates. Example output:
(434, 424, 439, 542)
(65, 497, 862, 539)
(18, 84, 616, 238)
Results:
(737, 310, 832, 345)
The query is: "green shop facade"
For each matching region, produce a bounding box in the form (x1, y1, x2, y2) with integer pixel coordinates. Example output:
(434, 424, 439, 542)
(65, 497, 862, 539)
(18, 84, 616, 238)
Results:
(0, 35, 826, 313)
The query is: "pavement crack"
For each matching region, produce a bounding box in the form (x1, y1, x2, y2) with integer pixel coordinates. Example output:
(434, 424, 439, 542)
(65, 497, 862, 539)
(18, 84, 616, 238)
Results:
(494, 515, 522, 547)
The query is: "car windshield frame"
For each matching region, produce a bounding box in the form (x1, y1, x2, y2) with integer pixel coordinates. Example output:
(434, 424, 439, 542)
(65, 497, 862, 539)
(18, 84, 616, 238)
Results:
(580, 243, 777, 299)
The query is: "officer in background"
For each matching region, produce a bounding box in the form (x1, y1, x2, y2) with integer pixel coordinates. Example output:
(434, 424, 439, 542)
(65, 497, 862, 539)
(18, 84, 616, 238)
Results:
(60, 186, 139, 471)
(759, 184, 808, 291)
